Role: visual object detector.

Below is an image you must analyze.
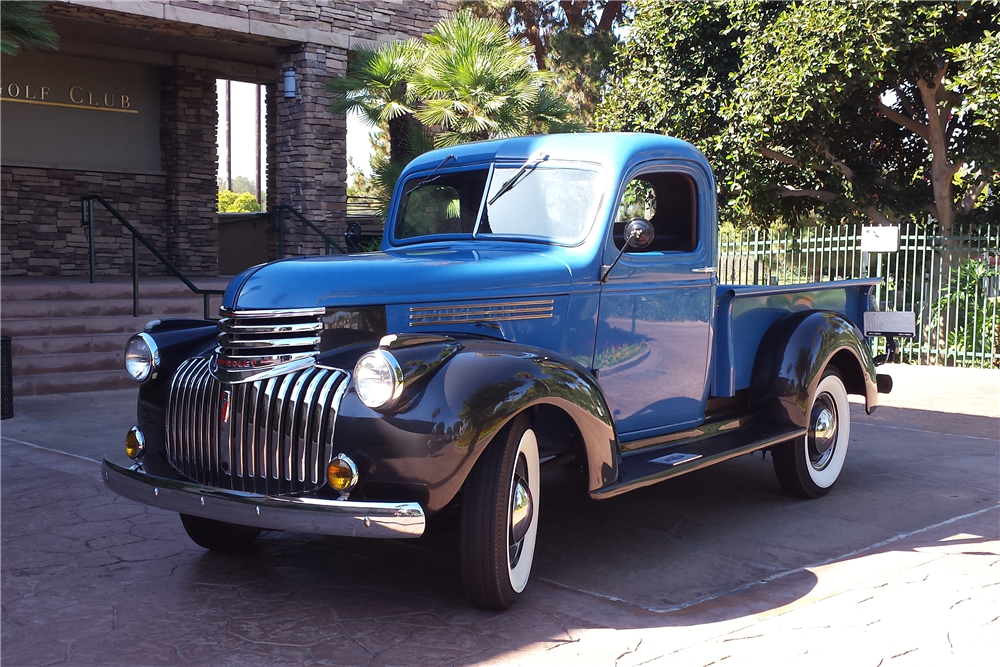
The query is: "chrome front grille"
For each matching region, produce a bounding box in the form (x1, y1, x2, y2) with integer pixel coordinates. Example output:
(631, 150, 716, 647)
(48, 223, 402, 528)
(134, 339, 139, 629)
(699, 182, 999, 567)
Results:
(166, 357, 348, 495)
(214, 306, 325, 383)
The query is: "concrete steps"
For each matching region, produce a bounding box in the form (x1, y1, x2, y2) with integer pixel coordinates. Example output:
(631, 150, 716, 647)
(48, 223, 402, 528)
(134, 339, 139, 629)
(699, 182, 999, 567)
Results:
(1, 277, 228, 396)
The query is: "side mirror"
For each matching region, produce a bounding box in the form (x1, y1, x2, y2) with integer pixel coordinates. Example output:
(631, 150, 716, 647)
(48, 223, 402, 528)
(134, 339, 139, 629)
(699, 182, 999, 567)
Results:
(624, 218, 654, 250)
(602, 218, 656, 284)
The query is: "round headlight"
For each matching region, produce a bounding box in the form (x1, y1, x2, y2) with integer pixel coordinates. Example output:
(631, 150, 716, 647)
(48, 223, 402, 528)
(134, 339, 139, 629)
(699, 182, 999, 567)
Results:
(354, 350, 402, 409)
(124, 333, 159, 383)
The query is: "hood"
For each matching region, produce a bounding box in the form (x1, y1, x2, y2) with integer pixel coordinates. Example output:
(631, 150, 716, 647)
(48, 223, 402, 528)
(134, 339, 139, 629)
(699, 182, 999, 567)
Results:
(225, 245, 574, 310)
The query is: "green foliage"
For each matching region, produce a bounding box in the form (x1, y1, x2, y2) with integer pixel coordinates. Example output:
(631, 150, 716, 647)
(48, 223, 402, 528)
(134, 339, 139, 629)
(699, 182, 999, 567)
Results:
(328, 10, 582, 216)
(217, 176, 256, 195)
(933, 256, 1000, 367)
(413, 12, 545, 146)
(598, 1, 1000, 230)
(325, 39, 423, 165)
(460, 1, 629, 126)
(218, 190, 261, 213)
(1, 1, 58, 56)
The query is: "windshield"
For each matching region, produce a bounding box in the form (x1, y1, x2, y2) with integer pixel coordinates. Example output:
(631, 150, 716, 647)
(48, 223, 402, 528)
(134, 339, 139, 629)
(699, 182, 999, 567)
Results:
(393, 163, 605, 245)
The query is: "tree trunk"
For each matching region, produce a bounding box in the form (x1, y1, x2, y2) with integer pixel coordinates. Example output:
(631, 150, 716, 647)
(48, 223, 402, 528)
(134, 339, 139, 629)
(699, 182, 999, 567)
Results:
(560, 1, 587, 31)
(597, 1, 624, 32)
(917, 69, 955, 234)
(387, 113, 420, 165)
(513, 1, 547, 69)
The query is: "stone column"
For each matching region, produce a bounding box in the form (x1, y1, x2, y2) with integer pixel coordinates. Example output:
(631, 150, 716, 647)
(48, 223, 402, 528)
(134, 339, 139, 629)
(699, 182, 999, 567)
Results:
(272, 43, 348, 256)
(160, 66, 219, 276)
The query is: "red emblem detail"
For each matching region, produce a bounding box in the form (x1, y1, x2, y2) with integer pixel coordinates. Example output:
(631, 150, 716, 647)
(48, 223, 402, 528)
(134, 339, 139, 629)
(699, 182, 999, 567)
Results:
(220, 389, 232, 424)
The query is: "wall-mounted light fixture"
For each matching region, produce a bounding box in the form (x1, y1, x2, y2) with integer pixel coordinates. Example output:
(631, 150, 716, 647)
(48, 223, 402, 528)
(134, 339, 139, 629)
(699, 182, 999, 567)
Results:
(283, 68, 296, 99)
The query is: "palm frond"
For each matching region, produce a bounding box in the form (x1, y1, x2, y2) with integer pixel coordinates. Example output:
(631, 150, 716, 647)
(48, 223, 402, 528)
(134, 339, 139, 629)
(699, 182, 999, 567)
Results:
(1, 1, 58, 56)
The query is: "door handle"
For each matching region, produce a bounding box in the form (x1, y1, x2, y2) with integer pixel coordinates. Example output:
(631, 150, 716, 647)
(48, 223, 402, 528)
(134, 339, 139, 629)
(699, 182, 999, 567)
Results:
(691, 267, 716, 274)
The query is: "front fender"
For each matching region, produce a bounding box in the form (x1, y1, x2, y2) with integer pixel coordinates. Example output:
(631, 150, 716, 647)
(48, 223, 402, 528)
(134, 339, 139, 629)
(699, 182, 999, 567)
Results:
(750, 310, 878, 430)
(335, 337, 618, 513)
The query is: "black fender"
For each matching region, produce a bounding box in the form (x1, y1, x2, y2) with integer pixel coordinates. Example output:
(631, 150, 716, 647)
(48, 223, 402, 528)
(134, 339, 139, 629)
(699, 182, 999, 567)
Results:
(335, 335, 618, 513)
(750, 310, 878, 430)
(135, 319, 219, 478)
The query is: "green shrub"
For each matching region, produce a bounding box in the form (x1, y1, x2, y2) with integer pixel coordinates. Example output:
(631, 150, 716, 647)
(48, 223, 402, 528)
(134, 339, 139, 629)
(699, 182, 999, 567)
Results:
(218, 190, 261, 213)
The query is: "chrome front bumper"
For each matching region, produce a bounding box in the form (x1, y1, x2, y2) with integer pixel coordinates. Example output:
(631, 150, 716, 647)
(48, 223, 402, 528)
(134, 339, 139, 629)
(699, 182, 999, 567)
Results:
(102, 459, 425, 538)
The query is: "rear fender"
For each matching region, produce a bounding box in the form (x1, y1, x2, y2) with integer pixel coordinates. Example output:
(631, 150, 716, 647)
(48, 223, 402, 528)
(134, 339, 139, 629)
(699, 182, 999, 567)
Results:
(335, 336, 618, 513)
(750, 310, 878, 429)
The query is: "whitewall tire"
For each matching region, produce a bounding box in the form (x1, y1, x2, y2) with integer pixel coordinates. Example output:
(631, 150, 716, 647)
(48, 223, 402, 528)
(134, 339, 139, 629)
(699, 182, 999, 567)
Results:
(773, 369, 851, 499)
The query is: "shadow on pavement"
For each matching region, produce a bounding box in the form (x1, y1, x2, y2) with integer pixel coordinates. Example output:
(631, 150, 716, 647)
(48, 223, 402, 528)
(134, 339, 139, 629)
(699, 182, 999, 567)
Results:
(2, 395, 997, 666)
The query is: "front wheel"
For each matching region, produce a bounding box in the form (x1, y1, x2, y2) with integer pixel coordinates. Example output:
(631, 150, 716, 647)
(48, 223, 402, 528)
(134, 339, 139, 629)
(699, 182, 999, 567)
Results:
(772, 369, 851, 499)
(460, 414, 541, 610)
(180, 514, 261, 553)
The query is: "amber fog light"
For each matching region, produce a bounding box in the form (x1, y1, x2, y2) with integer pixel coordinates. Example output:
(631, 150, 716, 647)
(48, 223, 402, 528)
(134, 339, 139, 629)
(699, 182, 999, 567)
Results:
(327, 453, 359, 494)
(125, 426, 145, 460)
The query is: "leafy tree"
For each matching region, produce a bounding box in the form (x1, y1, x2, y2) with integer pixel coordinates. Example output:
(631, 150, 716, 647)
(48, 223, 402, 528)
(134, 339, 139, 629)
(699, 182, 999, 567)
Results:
(1, 1, 58, 56)
(218, 190, 260, 213)
(326, 40, 423, 165)
(413, 12, 580, 146)
(598, 1, 999, 231)
(328, 11, 580, 216)
(461, 1, 628, 126)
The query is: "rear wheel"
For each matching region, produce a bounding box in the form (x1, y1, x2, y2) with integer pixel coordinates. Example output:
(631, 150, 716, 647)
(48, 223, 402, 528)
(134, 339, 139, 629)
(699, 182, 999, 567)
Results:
(772, 369, 851, 499)
(460, 414, 540, 610)
(180, 514, 261, 552)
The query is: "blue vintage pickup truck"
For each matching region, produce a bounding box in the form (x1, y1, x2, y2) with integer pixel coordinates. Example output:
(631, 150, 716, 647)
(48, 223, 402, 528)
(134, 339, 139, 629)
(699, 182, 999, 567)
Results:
(104, 133, 899, 610)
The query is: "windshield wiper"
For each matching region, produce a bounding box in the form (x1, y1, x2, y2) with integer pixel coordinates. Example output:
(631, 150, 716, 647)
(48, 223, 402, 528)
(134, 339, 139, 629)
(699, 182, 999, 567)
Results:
(487, 151, 548, 206)
(403, 154, 456, 196)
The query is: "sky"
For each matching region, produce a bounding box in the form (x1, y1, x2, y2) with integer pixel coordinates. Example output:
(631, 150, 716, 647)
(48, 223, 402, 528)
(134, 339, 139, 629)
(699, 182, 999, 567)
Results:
(216, 80, 376, 188)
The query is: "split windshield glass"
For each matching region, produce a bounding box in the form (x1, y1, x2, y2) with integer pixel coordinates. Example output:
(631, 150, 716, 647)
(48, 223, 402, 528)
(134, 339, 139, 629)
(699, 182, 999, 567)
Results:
(394, 162, 605, 245)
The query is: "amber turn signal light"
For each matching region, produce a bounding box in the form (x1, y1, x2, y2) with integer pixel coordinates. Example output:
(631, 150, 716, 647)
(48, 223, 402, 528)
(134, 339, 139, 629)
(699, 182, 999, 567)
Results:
(327, 453, 359, 493)
(125, 426, 145, 460)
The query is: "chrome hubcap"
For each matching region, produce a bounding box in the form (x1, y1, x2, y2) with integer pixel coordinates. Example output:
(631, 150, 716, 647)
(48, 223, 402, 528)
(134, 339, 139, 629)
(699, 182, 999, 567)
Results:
(808, 394, 838, 470)
(509, 454, 533, 568)
(511, 480, 532, 542)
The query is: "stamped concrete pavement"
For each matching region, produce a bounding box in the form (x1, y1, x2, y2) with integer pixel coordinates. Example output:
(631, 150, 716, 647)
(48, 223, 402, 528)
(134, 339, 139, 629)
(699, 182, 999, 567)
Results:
(2, 363, 998, 666)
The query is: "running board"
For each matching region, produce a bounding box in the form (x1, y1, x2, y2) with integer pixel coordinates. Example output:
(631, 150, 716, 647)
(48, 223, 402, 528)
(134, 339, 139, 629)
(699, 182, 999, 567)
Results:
(591, 423, 806, 500)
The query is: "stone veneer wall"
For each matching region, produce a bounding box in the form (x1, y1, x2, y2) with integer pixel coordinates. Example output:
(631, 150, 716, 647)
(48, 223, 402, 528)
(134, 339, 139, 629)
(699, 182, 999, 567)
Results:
(160, 66, 219, 277)
(1, 167, 169, 277)
(270, 44, 348, 255)
(2, 1, 457, 276)
(1, 63, 218, 278)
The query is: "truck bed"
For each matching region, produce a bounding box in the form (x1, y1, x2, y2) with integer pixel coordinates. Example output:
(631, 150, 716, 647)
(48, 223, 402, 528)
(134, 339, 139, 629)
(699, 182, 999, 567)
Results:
(712, 278, 881, 397)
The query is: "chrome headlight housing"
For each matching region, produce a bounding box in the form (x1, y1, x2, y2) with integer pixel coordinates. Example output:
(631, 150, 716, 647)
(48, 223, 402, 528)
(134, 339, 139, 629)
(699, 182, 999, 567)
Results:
(354, 349, 403, 410)
(124, 333, 160, 383)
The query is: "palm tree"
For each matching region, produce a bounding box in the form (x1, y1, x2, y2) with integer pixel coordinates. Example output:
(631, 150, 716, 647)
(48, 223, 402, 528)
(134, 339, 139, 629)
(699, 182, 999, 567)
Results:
(325, 39, 423, 165)
(412, 12, 574, 147)
(1, 1, 58, 56)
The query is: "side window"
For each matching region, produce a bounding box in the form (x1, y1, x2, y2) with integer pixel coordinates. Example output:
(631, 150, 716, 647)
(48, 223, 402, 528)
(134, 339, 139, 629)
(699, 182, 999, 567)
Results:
(614, 173, 697, 252)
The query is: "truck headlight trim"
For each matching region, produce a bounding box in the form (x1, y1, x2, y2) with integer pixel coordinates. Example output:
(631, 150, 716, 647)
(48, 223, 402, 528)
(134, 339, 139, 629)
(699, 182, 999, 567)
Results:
(354, 349, 403, 409)
(124, 333, 160, 383)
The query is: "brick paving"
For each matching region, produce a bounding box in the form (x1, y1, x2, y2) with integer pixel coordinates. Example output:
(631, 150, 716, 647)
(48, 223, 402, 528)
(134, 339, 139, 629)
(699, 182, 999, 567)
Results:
(1, 364, 997, 666)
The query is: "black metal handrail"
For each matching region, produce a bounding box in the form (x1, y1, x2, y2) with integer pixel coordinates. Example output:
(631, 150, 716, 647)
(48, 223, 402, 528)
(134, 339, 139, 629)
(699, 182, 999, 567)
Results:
(82, 195, 225, 319)
(272, 205, 348, 258)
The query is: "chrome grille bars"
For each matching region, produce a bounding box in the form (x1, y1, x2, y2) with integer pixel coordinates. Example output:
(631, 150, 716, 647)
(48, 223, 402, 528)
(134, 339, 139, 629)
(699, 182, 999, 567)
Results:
(214, 306, 325, 383)
(166, 357, 348, 495)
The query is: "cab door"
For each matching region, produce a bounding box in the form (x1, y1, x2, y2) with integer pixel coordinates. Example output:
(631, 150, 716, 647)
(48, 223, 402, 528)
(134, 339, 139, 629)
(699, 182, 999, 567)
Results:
(594, 163, 716, 440)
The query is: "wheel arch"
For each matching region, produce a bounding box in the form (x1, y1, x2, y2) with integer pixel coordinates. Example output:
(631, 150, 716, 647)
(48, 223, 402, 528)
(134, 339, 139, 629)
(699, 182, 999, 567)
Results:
(750, 310, 878, 430)
(335, 337, 620, 513)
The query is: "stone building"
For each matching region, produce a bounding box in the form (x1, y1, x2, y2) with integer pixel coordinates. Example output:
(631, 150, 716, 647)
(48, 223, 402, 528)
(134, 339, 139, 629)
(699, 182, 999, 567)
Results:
(0, 1, 455, 396)
(1, 0, 456, 279)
